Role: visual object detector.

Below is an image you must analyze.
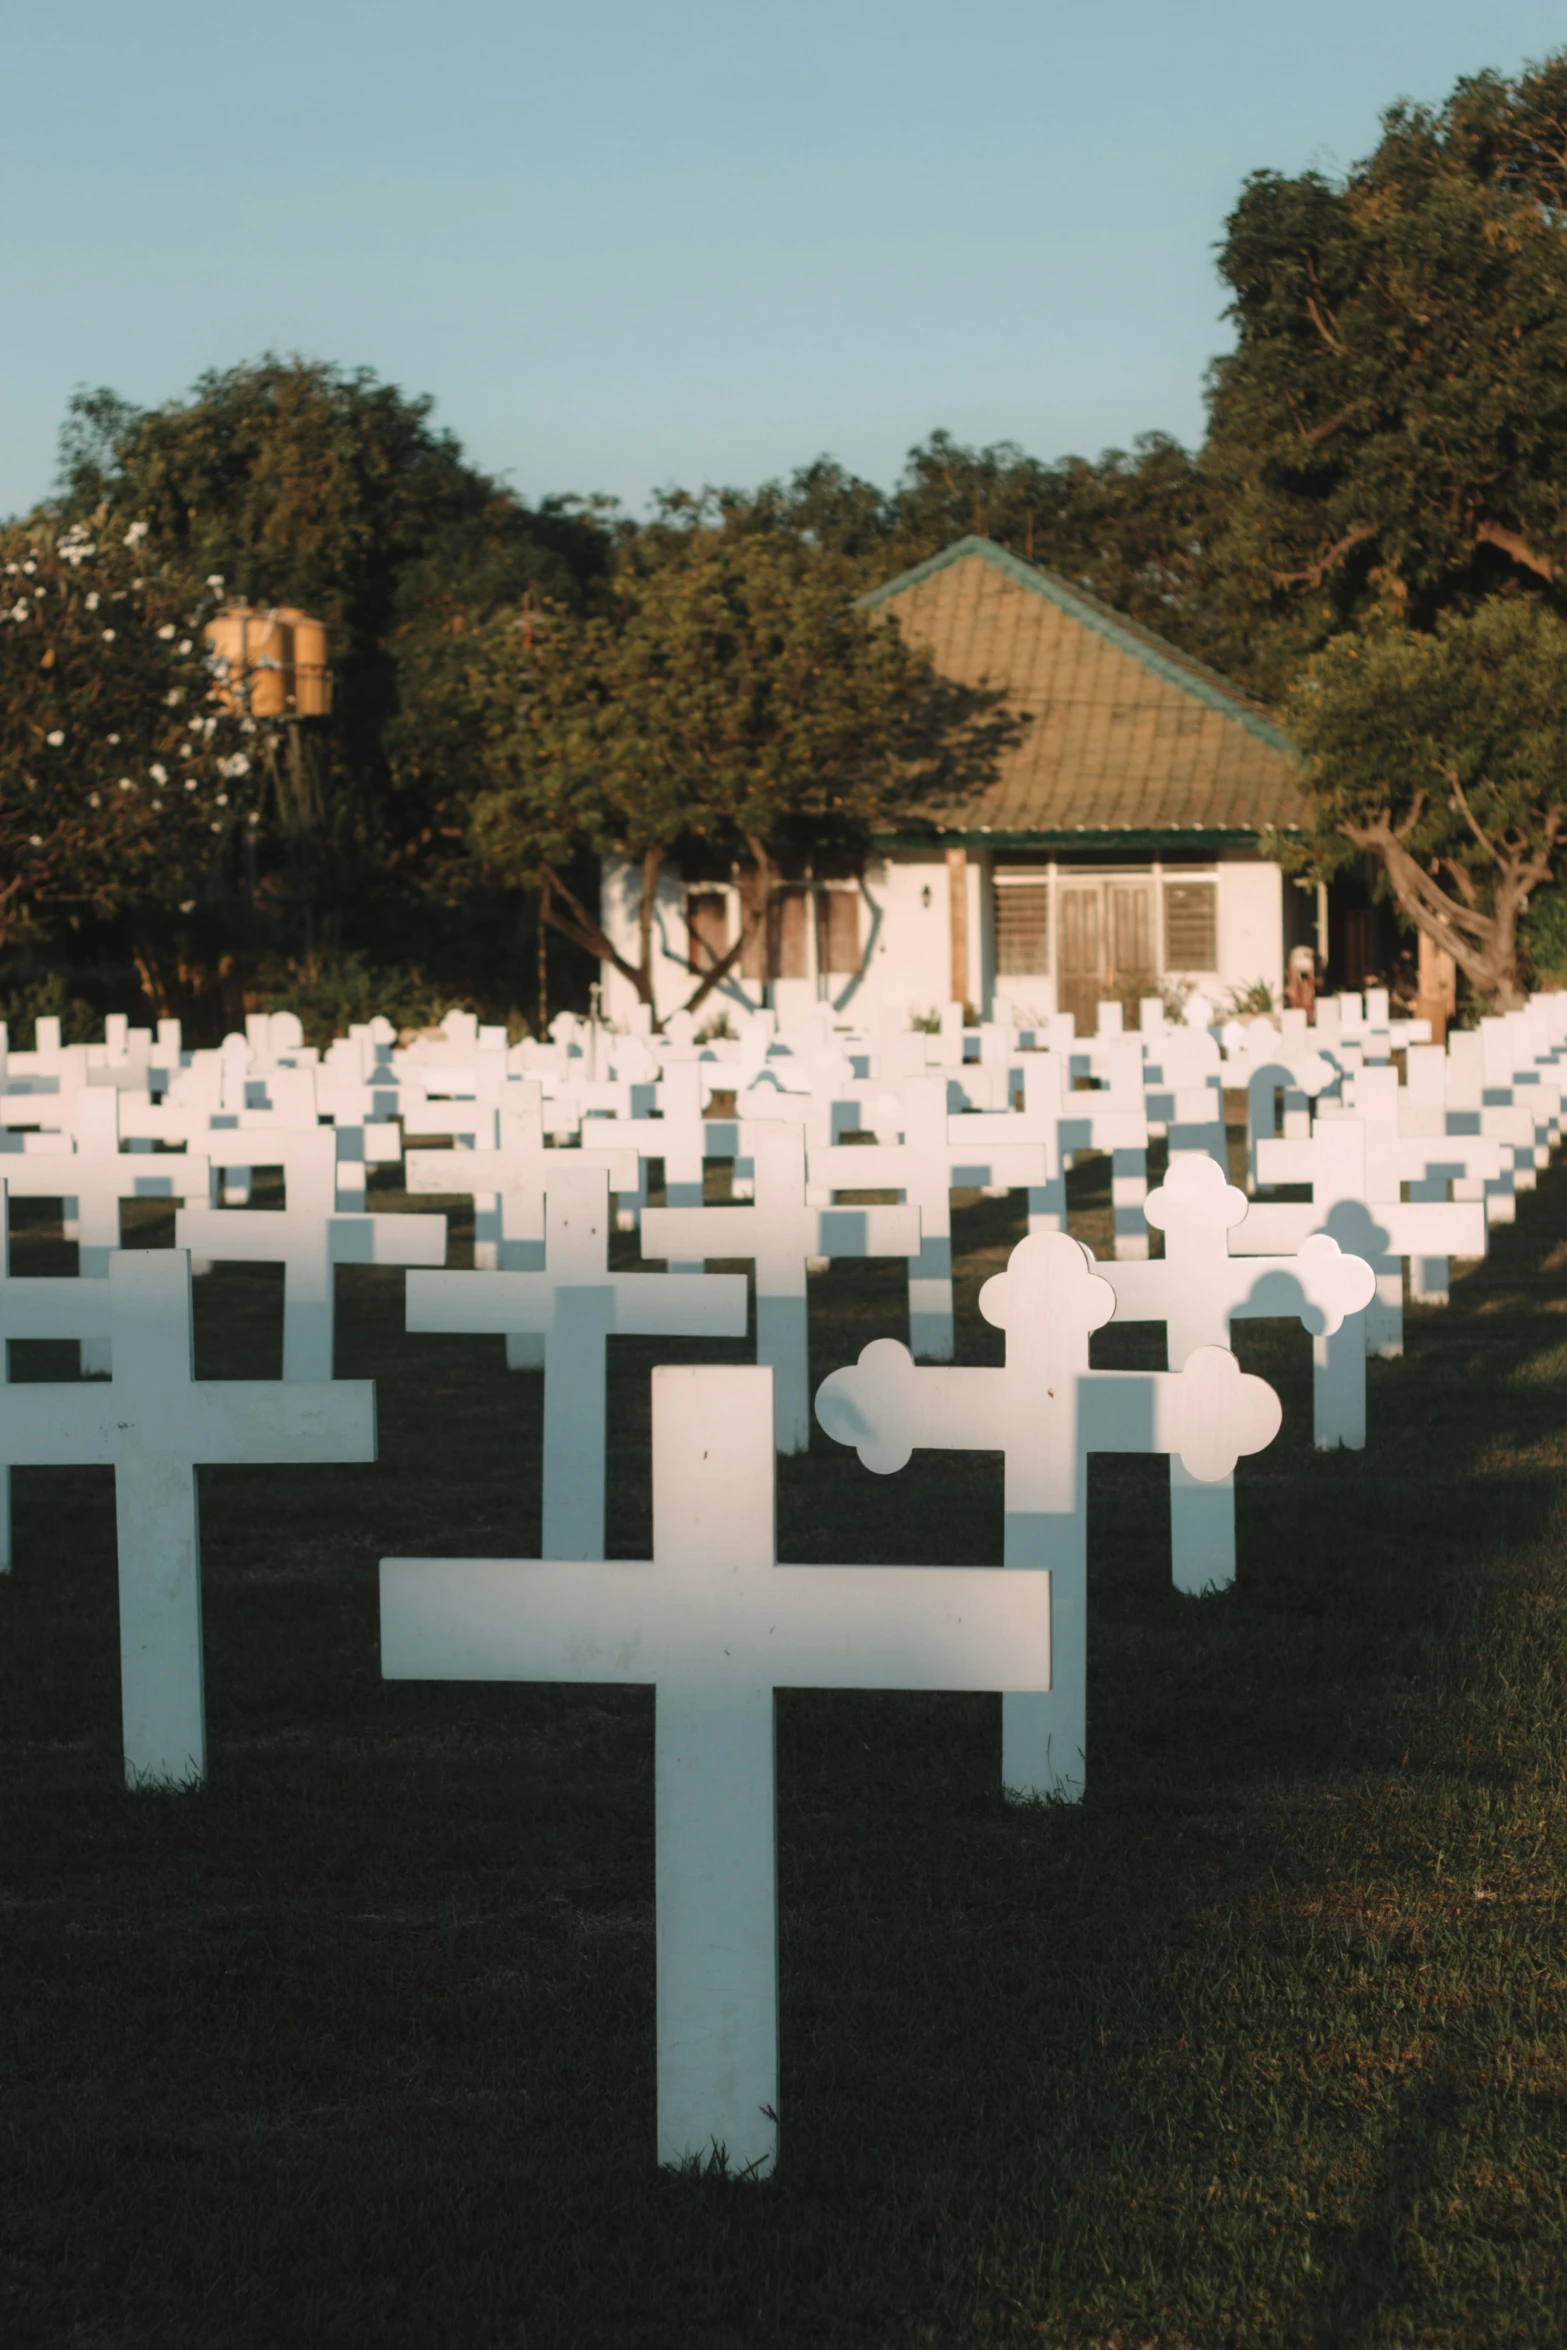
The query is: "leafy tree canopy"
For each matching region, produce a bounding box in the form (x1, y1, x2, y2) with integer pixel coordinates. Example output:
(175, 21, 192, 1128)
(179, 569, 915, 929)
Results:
(0, 508, 257, 973)
(1284, 597, 1567, 1008)
(1207, 54, 1567, 693)
(469, 509, 1011, 1015)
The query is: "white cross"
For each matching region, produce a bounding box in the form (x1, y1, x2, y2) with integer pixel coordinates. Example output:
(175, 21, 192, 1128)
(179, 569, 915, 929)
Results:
(407, 1084, 639, 1367)
(814, 1229, 1281, 1800)
(176, 1128, 448, 1380)
(3, 1249, 374, 1785)
(406, 1160, 746, 1560)
(381, 1362, 1049, 2176)
(807, 1075, 1046, 1360)
(1247, 1113, 1486, 1380)
(1097, 1154, 1374, 1590)
(1322, 1062, 1509, 1305)
(641, 1122, 921, 1453)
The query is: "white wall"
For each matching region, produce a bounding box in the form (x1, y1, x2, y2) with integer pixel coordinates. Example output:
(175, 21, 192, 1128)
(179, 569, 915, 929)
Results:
(1217, 860, 1284, 1005)
(597, 849, 1287, 1028)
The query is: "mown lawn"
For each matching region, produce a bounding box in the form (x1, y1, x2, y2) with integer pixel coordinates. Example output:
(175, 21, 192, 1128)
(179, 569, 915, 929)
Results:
(3, 1129, 1567, 2348)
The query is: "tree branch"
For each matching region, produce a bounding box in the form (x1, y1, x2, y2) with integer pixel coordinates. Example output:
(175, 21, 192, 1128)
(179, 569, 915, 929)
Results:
(1274, 524, 1377, 589)
(1475, 520, 1557, 582)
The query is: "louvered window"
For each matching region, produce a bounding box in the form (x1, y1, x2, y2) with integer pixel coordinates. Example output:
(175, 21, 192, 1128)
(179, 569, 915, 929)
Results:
(994, 882, 1050, 975)
(1163, 880, 1218, 969)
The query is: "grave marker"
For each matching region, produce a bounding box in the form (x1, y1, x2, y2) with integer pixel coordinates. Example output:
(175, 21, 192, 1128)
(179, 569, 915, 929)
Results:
(2, 1250, 374, 1785)
(815, 1230, 1280, 1798)
(381, 1363, 1050, 2175)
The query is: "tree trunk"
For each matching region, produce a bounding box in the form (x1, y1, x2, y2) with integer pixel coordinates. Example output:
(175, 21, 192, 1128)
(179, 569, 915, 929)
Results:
(1342, 822, 1534, 1013)
(536, 849, 666, 1022)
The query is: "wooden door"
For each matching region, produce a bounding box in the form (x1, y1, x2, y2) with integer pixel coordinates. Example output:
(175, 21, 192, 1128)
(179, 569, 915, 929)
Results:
(1107, 882, 1155, 1016)
(1057, 887, 1104, 1038)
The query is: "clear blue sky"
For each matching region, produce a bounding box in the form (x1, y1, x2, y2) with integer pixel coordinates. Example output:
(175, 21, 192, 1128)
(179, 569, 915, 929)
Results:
(4, 1, 1563, 520)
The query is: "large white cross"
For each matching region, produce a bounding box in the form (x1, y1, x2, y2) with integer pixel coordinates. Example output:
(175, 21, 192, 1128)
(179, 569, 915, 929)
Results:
(406, 1160, 746, 1560)
(176, 1128, 448, 1380)
(641, 1122, 921, 1452)
(1097, 1154, 1375, 1590)
(2, 1249, 375, 1785)
(807, 1075, 1046, 1361)
(814, 1229, 1281, 1801)
(381, 1362, 1050, 2176)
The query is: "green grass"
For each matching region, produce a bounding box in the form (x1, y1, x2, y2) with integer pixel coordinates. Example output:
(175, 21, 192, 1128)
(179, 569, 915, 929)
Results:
(4, 1137, 1567, 2346)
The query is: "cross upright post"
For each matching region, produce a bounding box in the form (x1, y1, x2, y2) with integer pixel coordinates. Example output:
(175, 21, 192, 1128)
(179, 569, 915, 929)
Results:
(381, 1363, 1051, 2176)
(177, 1128, 449, 1380)
(406, 1160, 747, 1559)
(815, 1229, 1281, 1800)
(1097, 1154, 1375, 1589)
(641, 1122, 921, 1451)
(2, 1249, 375, 1785)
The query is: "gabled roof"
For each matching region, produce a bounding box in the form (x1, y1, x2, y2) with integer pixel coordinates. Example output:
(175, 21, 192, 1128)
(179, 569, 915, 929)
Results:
(861, 536, 1307, 842)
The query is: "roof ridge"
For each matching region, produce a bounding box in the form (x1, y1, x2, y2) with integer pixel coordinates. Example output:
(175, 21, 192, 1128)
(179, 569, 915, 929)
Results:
(858, 535, 1293, 758)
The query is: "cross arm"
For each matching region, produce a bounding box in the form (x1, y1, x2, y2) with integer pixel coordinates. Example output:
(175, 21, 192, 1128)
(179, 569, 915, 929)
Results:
(810, 1206, 922, 1260)
(328, 1212, 449, 1267)
(404, 1149, 505, 1195)
(0, 1381, 119, 1464)
(0, 1276, 114, 1341)
(186, 1378, 377, 1464)
(641, 1205, 762, 1262)
(816, 1340, 1008, 1471)
(406, 1270, 548, 1335)
(611, 1272, 749, 1338)
(380, 1553, 1051, 1693)
(1079, 1348, 1281, 1482)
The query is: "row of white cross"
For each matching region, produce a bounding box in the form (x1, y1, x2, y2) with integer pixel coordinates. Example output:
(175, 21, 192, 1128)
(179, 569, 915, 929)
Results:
(8, 987, 1567, 2176)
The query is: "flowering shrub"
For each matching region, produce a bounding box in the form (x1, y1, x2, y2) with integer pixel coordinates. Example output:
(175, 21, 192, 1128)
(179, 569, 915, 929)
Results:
(0, 510, 259, 949)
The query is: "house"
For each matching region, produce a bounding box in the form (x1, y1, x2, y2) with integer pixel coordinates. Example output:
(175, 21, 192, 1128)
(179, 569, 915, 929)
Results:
(598, 535, 1315, 1032)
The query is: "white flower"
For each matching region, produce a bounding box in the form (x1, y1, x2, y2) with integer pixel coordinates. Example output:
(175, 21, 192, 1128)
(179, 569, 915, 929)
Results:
(45, 729, 63, 746)
(149, 762, 167, 784)
(184, 778, 198, 792)
(178, 899, 195, 914)
(209, 820, 222, 833)
(157, 623, 175, 641)
(102, 628, 116, 642)
(206, 574, 224, 591)
(106, 733, 120, 745)
(214, 791, 229, 806)
(21, 560, 36, 576)
(27, 834, 41, 847)
(123, 521, 149, 546)
(9, 602, 28, 622)
(151, 798, 163, 811)
(118, 777, 136, 793)
(88, 793, 101, 808)
(85, 592, 100, 611)
(219, 753, 250, 779)
(177, 639, 192, 654)
(239, 716, 256, 734)
(3, 562, 15, 575)
(165, 689, 184, 706)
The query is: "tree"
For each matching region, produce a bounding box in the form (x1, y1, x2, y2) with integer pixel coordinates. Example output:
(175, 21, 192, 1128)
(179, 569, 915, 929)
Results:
(0, 509, 256, 998)
(50, 358, 617, 1008)
(1283, 598, 1567, 1009)
(469, 516, 1009, 1019)
(1206, 54, 1567, 695)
